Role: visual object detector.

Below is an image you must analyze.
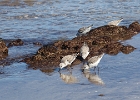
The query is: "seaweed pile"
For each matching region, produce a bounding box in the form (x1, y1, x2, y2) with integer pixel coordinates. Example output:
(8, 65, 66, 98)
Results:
(23, 21, 140, 69)
(0, 39, 8, 60)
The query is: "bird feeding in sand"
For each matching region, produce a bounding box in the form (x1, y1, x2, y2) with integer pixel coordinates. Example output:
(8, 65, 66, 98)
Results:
(76, 24, 93, 36)
(108, 18, 123, 26)
(59, 53, 79, 70)
(83, 53, 104, 71)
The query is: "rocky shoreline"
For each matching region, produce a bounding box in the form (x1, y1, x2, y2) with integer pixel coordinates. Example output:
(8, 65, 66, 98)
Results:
(0, 21, 140, 70)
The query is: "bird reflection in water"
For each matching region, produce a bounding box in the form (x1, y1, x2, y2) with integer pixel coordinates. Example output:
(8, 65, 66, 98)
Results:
(59, 71, 78, 84)
(82, 70, 104, 85)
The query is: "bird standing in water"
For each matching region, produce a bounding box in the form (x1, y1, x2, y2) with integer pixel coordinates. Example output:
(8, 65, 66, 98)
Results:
(83, 53, 104, 71)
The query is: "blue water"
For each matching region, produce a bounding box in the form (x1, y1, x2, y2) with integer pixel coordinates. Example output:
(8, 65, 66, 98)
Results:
(1, 0, 140, 40)
(0, 0, 140, 100)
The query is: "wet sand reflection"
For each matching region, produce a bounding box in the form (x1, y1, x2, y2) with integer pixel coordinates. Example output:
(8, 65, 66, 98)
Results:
(59, 71, 78, 84)
(83, 70, 104, 86)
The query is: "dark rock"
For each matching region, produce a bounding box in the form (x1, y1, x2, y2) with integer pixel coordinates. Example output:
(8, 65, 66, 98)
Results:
(7, 39, 24, 47)
(33, 42, 42, 46)
(98, 94, 105, 96)
(128, 21, 140, 32)
(0, 39, 8, 60)
(121, 45, 136, 54)
(104, 42, 123, 55)
(24, 21, 140, 69)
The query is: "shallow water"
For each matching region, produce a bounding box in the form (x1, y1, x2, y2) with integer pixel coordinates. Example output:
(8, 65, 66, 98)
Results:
(0, 0, 140, 100)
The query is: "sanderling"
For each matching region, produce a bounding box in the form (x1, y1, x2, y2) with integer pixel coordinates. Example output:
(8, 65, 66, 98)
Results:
(108, 18, 123, 26)
(83, 53, 104, 70)
(80, 42, 89, 60)
(76, 24, 93, 36)
(59, 53, 79, 70)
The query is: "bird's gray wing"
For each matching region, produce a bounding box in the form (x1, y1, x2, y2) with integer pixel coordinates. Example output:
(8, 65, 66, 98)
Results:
(61, 55, 70, 63)
(108, 19, 123, 26)
(78, 27, 86, 33)
(98, 53, 104, 58)
(65, 55, 75, 63)
(87, 24, 93, 28)
(88, 56, 99, 64)
(61, 58, 67, 63)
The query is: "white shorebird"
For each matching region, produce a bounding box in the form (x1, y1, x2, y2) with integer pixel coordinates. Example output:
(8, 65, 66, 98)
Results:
(83, 53, 104, 70)
(59, 53, 79, 70)
(80, 42, 89, 60)
(108, 18, 123, 26)
(76, 24, 93, 36)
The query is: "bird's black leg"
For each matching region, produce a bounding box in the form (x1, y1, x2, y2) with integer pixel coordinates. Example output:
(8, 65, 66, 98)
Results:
(82, 59, 87, 65)
(67, 65, 72, 71)
(58, 70, 61, 75)
(67, 65, 72, 74)
(58, 68, 61, 72)
(94, 66, 96, 72)
(97, 66, 100, 75)
(69, 69, 72, 74)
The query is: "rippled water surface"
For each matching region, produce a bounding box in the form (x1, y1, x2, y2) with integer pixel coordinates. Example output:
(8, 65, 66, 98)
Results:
(0, 0, 140, 100)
